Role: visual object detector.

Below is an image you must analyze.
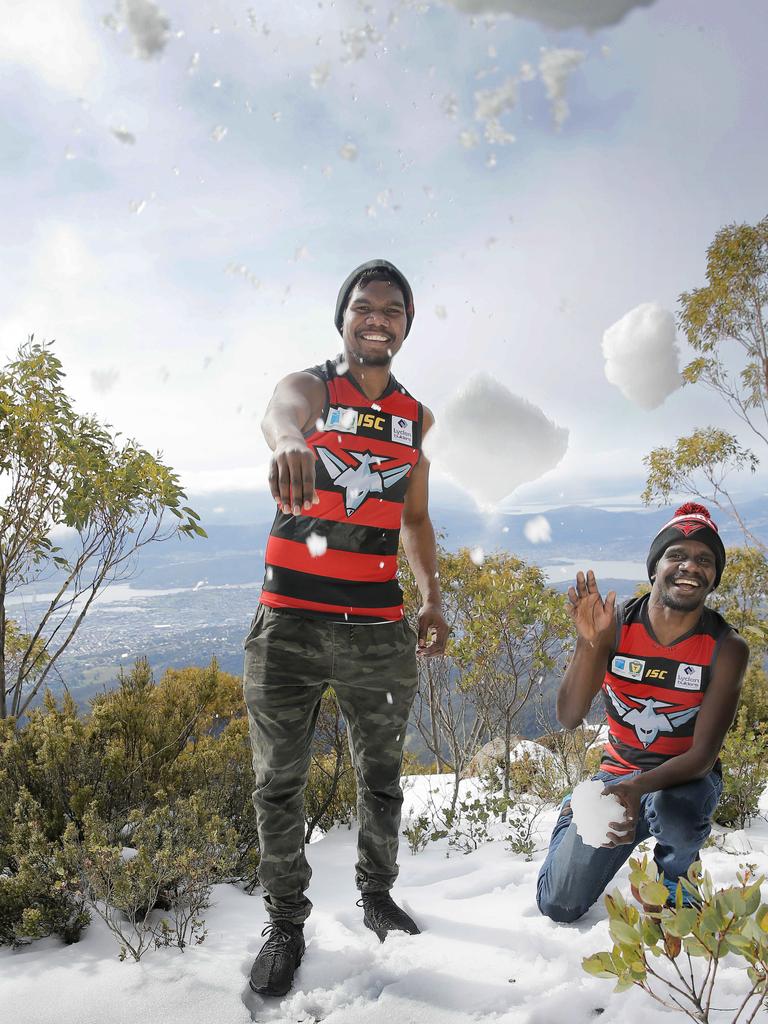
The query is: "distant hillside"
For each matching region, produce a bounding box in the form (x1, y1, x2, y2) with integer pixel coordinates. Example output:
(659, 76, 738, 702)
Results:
(24, 494, 765, 592)
(19, 495, 768, 595)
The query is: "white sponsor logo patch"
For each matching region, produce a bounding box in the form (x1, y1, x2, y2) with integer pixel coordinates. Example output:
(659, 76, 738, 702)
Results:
(675, 663, 703, 691)
(325, 406, 358, 433)
(611, 656, 645, 681)
(391, 416, 413, 445)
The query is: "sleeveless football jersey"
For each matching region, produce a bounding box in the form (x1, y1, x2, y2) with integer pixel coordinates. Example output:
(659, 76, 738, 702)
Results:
(600, 595, 733, 775)
(259, 357, 423, 622)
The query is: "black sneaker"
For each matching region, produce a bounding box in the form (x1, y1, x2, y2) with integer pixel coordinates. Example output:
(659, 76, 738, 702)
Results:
(360, 892, 420, 942)
(249, 919, 305, 997)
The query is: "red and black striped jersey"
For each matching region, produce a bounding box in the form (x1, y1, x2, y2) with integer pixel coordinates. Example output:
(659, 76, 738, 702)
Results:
(259, 357, 423, 622)
(599, 595, 733, 776)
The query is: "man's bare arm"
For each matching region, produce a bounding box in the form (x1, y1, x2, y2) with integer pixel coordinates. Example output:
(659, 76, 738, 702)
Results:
(401, 407, 449, 657)
(261, 372, 325, 515)
(557, 570, 617, 729)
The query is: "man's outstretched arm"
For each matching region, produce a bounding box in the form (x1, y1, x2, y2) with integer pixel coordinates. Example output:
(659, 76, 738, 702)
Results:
(400, 407, 449, 657)
(261, 372, 325, 515)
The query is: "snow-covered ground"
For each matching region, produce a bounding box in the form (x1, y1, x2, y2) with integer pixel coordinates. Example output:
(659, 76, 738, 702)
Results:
(2, 778, 768, 1024)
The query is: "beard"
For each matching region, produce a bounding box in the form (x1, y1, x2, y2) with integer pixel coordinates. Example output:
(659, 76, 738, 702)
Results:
(660, 591, 699, 612)
(659, 577, 707, 612)
(351, 348, 392, 367)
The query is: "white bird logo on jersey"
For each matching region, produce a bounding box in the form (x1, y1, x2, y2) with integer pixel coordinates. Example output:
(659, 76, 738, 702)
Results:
(316, 447, 411, 517)
(605, 685, 700, 748)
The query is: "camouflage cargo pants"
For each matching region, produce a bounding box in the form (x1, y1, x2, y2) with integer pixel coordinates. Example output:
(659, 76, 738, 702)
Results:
(242, 604, 419, 924)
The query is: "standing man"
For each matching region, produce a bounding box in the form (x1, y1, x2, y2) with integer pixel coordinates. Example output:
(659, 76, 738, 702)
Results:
(537, 502, 749, 923)
(244, 259, 449, 997)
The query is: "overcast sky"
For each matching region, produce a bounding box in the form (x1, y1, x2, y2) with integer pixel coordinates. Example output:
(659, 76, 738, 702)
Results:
(1, 0, 766, 517)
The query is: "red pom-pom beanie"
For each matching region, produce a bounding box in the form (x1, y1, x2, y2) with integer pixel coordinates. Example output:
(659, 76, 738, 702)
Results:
(646, 502, 726, 588)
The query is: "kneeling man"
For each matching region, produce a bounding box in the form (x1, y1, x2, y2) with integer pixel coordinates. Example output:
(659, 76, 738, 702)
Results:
(537, 503, 749, 922)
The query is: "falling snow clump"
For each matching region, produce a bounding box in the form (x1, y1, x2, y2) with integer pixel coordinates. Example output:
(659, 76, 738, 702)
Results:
(524, 515, 551, 544)
(110, 126, 136, 145)
(121, 0, 171, 59)
(470, 546, 485, 566)
(602, 301, 682, 410)
(306, 533, 328, 558)
(538, 48, 586, 130)
(424, 373, 569, 506)
(570, 779, 627, 848)
(90, 368, 120, 394)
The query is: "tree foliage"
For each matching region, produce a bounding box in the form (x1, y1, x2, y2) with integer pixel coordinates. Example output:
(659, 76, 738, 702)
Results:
(400, 544, 574, 811)
(642, 216, 768, 548)
(0, 340, 206, 720)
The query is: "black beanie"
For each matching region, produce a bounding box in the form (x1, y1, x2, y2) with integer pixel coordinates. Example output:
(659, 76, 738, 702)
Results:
(646, 502, 726, 588)
(334, 259, 415, 337)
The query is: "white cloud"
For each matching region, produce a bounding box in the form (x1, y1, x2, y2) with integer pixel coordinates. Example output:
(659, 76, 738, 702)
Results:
(0, 0, 104, 94)
(523, 515, 552, 544)
(442, 0, 656, 32)
(602, 302, 682, 411)
(424, 373, 569, 506)
(538, 48, 586, 130)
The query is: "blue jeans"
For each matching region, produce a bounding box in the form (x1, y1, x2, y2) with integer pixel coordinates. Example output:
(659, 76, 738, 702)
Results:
(536, 769, 723, 923)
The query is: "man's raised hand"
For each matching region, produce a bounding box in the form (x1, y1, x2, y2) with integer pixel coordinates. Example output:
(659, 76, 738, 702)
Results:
(268, 439, 319, 516)
(567, 570, 616, 645)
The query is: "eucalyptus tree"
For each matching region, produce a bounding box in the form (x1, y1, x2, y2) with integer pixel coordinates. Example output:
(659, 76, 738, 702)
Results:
(0, 340, 205, 721)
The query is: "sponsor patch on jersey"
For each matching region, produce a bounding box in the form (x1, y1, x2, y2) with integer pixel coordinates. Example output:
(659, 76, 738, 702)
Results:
(325, 406, 358, 433)
(611, 656, 645, 681)
(391, 416, 413, 445)
(675, 663, 703, 691)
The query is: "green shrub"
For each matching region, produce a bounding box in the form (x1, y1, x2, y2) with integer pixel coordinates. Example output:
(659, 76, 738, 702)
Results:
(163, 716, 260, 889)
(583, 855, 768, 1022)
(716, 706, 768, 829)
(0, 789, 89, 947)
(71, 794, 238, 961)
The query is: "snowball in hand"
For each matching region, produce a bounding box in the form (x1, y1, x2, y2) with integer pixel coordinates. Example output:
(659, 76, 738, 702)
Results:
(570, 779, 627, 848)
(424, 374, 568, 505)
(602, 302, 682, 410)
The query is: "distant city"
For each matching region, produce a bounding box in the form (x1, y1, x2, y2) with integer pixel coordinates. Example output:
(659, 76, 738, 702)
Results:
(12, 492, 767, 715)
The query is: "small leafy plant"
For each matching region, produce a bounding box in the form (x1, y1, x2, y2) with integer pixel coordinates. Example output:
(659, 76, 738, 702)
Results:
(583, 855, 768, 1023)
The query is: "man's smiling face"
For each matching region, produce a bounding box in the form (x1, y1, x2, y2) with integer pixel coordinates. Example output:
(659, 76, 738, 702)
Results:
(653, 538, 717, 612)
(341, 279, 407, 368)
